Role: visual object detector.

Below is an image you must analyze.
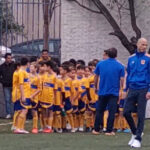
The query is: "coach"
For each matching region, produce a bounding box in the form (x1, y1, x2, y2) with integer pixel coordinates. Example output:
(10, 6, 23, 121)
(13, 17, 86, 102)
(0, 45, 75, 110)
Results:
(123, 38, 150, 148)
(0, 53, 15, 119)
(93, 48, 125, 135)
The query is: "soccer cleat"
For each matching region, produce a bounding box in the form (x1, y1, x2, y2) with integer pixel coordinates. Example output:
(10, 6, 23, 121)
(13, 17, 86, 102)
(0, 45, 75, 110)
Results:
(11, 126, 17, 131)
(21, 129, 29, 134)
(39, 128, 43, 132)
(43, 128, 53, 133)
(71, 128, 76, 133)
(117, 129, 122, 133)
(66, 123, 71, 130)
(92, 130, 100, 135)
(14, 129, 29, 134)
(128, 134, 136, 146)
(131, 139, 141, 148)
(55, 128, 63, 133)
(79, 127, 84, 132)
(123, 129, 131, 133)
(32, 128, 38, 134)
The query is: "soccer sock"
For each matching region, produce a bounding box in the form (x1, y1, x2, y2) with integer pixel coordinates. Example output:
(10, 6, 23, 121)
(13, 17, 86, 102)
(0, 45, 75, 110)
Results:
(17, 113, 26, 130)
(85, 112, 92, 128)
(39, 113, 44, 129)
(55, 114, 62, 129)
(113, 114, 119, 129)
(67, 113, 74, 129)
(47, 116, 53, 129)
(13, 111, 20, 127)
(79, 113, 84, 128)
(73, 114, 79, 128)
(62, 116, 67, 129)
(32, 111, 38, 129)
(103, 111, 108, 129)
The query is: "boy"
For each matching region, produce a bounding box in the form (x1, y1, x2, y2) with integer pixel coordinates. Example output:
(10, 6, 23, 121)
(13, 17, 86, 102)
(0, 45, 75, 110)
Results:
(60, 64, 76, 133)
(14, 57, 31, 134)
(11, 62, 21, 131)
(29, 63, 41, 134)
(39, 60, 57, 133)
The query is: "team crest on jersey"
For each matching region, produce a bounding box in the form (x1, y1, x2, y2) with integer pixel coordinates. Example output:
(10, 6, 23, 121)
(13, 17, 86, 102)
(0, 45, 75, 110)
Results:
(131, 61, 135, 64)
(141, 60, 145, 65)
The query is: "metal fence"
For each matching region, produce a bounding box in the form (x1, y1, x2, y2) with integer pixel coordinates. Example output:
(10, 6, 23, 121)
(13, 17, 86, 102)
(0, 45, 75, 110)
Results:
(0, 0, 61, 59)
(0, 0, 61, 117)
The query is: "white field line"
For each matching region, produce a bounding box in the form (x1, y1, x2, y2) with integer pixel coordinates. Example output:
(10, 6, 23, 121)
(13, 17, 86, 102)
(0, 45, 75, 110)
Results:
(0, 121, 29, 126)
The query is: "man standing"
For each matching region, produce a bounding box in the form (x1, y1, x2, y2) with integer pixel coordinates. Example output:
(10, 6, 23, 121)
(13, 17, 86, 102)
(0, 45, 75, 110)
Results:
(0, 53, 15, 119)
(38, 49, 51, 62)
(93, 48, 125, 135)
(123, 38, 150, 148)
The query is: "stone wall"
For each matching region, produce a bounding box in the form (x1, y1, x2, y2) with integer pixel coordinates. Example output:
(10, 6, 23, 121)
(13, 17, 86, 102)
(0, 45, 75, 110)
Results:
(61, 0, 150, 65)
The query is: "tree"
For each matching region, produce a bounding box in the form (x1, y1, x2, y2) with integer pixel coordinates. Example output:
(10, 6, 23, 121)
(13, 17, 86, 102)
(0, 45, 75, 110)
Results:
(68, 0, 142, 54)
(43, 0, 60, 50)
(0, 0, 24, 45)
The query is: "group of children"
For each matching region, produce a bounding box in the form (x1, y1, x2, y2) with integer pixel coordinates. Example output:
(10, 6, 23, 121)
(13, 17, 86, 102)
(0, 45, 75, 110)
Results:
(11, 56, 136, 134)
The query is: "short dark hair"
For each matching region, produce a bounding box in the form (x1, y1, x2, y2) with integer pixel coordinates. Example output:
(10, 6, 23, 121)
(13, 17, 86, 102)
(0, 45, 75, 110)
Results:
(14, 62, 20, 70)
(46, 60, 54, 69)
(5, 53, 11, 59)
(69, 59, 76, 66)
(108, 48, 117, 58)
(77, 60, 85, 66)
(61, 64, 71, 73)
(38, 61, 46, 66)
(42, 49, 48, 53)
(30, 56, 37, 63)
(21, 57, 28, 66)
(77, 65, 85, 70)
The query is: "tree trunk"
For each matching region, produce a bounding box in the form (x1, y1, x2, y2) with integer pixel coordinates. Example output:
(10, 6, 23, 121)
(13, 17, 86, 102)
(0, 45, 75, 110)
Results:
(43, 0, 49, 50)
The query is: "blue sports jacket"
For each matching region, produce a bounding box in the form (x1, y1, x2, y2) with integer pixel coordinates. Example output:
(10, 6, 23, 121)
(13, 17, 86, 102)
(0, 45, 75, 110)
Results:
(125, 51, 150, 92)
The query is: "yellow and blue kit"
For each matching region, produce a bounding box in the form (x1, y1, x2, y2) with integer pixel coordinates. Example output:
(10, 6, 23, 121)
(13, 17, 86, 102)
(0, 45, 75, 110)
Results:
(39, 73, 57, 110)
(29, 74, 41, 110)
(17, 69, 31, 109)
(88, 75, 98, 112)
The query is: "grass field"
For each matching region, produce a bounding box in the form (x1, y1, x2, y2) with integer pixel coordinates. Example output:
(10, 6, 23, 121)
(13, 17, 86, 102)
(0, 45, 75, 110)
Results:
(0, 119, 150, 150)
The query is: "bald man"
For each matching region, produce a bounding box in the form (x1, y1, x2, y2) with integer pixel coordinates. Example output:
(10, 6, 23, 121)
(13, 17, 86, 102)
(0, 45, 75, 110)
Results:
(123, 38, 150, 148)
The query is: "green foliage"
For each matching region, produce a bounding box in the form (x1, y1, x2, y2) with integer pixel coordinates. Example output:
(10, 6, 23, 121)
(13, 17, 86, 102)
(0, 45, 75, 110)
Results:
(0, 0, 24, 35)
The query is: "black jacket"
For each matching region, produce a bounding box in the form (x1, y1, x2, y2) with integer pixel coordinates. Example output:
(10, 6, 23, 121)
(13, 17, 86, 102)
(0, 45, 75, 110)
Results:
(0, 62, 15, 87)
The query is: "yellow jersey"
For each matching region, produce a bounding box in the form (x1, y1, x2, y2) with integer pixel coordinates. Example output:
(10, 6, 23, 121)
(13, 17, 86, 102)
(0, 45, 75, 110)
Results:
(89, 75, 98, 103)
(54, 77, 63, 106)
(62, 77, 72, 98)
(71, 79, 82, 106)
(18, 69, 30, 99)
(77, 76, 89, 103)
(29, 74, 41, 103)
(12, 70, 20, 103)
(39, 73, 57, 104)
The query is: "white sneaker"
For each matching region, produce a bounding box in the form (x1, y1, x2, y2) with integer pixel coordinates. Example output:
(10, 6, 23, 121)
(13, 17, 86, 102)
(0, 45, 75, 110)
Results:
(79, 127, 84, 132)
(66, 123, 71, 130)
(128, 134, 136, 146)
(55, 128, 63, 133)
(39, 128, 43, 132)
(5, 114, 11, 119)
(131, 139, 141, 148)
(71, 128, 76, 133)
(11, 126, 17, 131)
(20, 129, 29, 134)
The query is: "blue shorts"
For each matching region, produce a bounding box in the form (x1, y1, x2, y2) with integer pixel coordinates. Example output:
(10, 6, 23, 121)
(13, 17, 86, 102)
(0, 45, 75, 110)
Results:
(53, 105, 61, 114)
(14, 98, 31, 111)
(64, 98, 73, 113)
(88, 102, 96, 111)
(31, 101, 39, 111)
(78, 99, 86, 113)
(73, 105, 79, 114)
(39, 102, 54, 111)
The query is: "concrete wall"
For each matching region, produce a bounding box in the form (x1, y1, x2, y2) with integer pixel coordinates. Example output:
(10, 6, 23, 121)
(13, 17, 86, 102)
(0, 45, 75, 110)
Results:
(61, 0, 150, 65)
